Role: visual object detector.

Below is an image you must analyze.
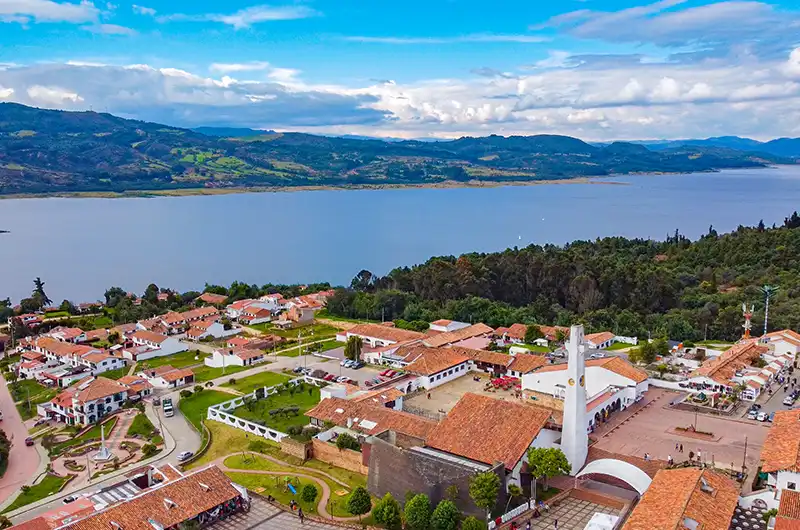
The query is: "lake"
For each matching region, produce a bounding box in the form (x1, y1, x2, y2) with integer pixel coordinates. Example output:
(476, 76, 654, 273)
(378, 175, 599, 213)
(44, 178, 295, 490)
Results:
(2, 165, 800, 303)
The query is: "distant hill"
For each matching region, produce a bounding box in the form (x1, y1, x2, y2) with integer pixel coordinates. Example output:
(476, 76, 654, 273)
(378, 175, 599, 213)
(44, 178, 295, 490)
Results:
(629, 136, 800, 158)
(0, 103, 794, 195)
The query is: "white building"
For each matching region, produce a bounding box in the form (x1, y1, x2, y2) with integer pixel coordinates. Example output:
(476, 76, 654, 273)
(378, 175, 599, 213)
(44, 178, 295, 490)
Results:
(140, 365, 195, 389)
(584, 331, 616, 350)
(124, 331, 188, 361)
(403, 348, 472, 391)
(760, 408, 800, 504)
(760, 330, 800, 358)
(428, 319, 471, 333)
(204, 348, 268, 368)
(185, 319, 240, 341)
(337, 323, 426, 349)
(45, 376, 130, 425)
(226, 299, 276, 321)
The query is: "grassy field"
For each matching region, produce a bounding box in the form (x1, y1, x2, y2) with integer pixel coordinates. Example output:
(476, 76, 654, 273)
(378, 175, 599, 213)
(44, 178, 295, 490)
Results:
(249, 323, 339, 340)
(193, 364, 247, 382)
(1, 474, 71, 513)
(606, 342, 634, 351)
(139, 350, 207, 370)
(232, 384, 320, 433)
(50, 416, 118, 456)
(43, 311, 70, 319)
(12, 380, 58, 420)
(222, 371, 292, 394)
(126, 412, 157, 438)
(101, 367, 128, 380)
(178, 390, 232, 431)
(511, 343, 550, 353)
(225, 472, 320, 515)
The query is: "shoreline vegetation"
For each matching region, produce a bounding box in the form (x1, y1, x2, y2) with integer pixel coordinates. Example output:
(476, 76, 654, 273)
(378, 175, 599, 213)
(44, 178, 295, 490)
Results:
(0, 177, 631, 200)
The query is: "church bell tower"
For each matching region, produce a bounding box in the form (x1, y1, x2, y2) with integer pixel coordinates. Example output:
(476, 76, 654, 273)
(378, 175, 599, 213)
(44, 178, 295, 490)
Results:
(561, 324, 588, 475)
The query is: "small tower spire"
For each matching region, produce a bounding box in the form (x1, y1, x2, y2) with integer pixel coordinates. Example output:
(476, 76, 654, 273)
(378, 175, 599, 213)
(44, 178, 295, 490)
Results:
(561, 324, 588, 475)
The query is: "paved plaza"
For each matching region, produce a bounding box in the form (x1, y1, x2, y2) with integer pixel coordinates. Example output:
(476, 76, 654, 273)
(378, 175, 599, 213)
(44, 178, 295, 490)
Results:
(510, 497, 620, 530)
(592, 388, 769, 474)
(214, 496, 340, 530)
(405, 373, 519, 415)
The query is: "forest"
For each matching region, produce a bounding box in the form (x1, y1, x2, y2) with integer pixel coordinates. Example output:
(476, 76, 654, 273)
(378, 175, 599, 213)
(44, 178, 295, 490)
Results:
(325, 212, 800, 342)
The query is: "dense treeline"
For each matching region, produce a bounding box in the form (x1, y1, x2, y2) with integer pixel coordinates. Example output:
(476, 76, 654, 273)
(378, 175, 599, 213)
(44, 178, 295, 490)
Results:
(327, 213, 800, 342)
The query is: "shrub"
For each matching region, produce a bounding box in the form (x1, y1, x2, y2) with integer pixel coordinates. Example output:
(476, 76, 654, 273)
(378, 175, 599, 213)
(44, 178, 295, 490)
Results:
(286, 425, 304, 436)
(179, 389, 193, 398)
(247, 440, 269, 453)
(431, 500, 459, 530)
(193, 385, 204, 394)
(336, 433, 361, 451)
(461, 517, 487, 530)
(404, 494, 431, 530)
(142, 444, 158, 458)
(347, 487, 372, 521)
(228, 378, 236, 386)
(373, 493, 402, 530)
(301, 484, 318, 503)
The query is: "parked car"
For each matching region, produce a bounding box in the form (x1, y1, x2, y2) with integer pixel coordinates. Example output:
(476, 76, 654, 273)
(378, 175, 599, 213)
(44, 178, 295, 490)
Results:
(364, 380, 374, 387)
(758, 411, 768, 422)
(24, 437, 34, 446)
(346, 379, 358, 385)
(63, 496, 77, 504)
(380, 369, 391, 377)
(340, 360, 349, 367)
(747, 410, 759, 420)
(589, 353, 605, 359)
(293, 366, 304, 373)
(750, 403, 762, 410)
(784, 396, 795, 406)
(344, 360, 355, 368)
(769, 412, 776, 422)
(324, 374, 337, 382)
(177, 451, 194, 462)
(336, 376, 349, 383)
(386, 370, 397, 378)
(352, 361, 364, 369)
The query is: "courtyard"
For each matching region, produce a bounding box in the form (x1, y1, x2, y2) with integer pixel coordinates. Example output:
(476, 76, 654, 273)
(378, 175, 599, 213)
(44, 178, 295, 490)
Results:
(592, 388, 769, 476)
(507, 497, 620, 530)
(405, 373, 519, 416)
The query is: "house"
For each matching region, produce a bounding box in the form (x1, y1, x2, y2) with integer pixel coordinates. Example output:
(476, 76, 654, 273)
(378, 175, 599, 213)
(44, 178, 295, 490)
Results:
(538, 325, 569, 343)
(424, 393, 553, 486)
(760, 330, 800, 358)
(507, 352, 549, 378)
(15, 313, 43, 328)
(125, 331, 188, 361)
(448, 346, 515, 376)
(44, 376, 130, 425)
(422, 323, 494, 349)
(204, 348, 267, 368)
(687, 342, 771, 398)
(140, 365, 195, 389)
(404, 348, 472, 390)
(226, 299, 276, 321)
(307, 397, 437, 440)
(285, 305, 316, 326)
(584, 331, 616, 349)
(338, 323, 426, 348)
(494, 323, 529, 344)
(197, 292, 228, 306)
(238, 307, 273, 326)
(78, 302, 103, 313)
(622, 468, 739, 530)
(117, 375, 153, 399)
(34, 466, 249, 530)
(428, 320, 471, 333)
(18, 360, 48, 379)
(185, 318, 239, 341)
(761, 409, 800, 501)
(522, 356, 648, 430)
(49, 327, 87, 344)
(321, 385, 406, 411)
(80, 351, 127, 375)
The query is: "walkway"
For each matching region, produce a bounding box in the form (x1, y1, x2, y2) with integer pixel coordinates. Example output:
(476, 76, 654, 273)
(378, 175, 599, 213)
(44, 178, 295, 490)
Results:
(210, 452, 359, 522)
(216, 494, 342, 530)
(0, 374, 42, 506)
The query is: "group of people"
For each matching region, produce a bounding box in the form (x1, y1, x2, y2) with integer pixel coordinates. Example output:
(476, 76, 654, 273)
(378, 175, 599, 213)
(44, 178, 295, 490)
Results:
(508, 501, 554, 530)
(288, 500, 305, 523)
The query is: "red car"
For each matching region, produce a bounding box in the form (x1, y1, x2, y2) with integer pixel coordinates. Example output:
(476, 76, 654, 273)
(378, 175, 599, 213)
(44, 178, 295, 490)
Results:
(324, 374, 336, 381)
(24, 437, 34, 447)
(364, 380, 374, 387)
(379, 369, 391, 377)
(386, 370, 397, 378)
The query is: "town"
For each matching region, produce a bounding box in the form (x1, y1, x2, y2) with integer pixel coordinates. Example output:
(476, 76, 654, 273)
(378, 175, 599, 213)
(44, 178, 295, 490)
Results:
(0, 284, 798, 530)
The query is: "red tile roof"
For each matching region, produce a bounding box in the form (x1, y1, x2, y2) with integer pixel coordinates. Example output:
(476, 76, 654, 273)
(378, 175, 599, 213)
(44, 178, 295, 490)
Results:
(504, 323, 528, 341)
(777, 490, 800, 530)
(347, 323, 426, 343)
(431, 319, 453, 326)
(425, 393, 551, 469)
(117, 375, 153, 394)
(197, 292, 228, 305)
(448, 346, 514, 368)
(351, 388, 404, 406)
(306, 397, 437, 439)
(423, 323, 494, 348)
(585, 331, 615, 345)
(73, 377, 129, 402)
(132, 331, 169, 345)
(235, 349, 264, 361)
(693, 342, 769, 386)
(159, 368, 193, 383)
(509, 353, 547, 374)
(405, 348, 470, 376)
(761, 409, 800, 473)
(534, 356, 648, 383)
(622, 468, 739, 530)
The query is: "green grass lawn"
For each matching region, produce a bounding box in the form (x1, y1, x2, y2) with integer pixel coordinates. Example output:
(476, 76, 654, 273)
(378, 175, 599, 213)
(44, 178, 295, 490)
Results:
(315, 309, 380, 324)
(101, 367, 128, 380)
(225, 472, 320, 515)
(139, 350, 208, 370)
(178, 390, 232, 431)
(511, 343, 550, 353)
(606, 342, 633, 351)
(192, 364, 247, 382)
(126, 412, 157, 438)
(1, 474, 71, 514)
(222, 371, 292, 394)
(12, 380, 58, 420)
(50, 416, 118, 456)
(249, 323, 339, 340)
(43, 311, 70, 319)
(232, 384, 320, 433)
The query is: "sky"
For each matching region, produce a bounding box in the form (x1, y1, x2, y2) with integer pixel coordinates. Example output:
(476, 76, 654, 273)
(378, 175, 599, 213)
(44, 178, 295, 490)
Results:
(0, 0, 799, 140)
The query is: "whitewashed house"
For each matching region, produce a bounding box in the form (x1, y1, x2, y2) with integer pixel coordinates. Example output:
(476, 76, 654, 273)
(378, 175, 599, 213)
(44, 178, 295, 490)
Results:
(204, 348, 268, 368)
(124, 331, 188, 361)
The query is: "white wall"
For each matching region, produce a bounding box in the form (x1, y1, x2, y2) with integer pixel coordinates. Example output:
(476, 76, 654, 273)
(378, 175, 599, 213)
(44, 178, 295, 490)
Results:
(775, 471, 800, 499)
(523, 365, 638, 399)
(420, 362, 470, 390)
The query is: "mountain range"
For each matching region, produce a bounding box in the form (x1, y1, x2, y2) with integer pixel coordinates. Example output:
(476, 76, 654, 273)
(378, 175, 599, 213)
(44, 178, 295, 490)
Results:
(0, 102, 796, 196)
(615, 136, 800, 158)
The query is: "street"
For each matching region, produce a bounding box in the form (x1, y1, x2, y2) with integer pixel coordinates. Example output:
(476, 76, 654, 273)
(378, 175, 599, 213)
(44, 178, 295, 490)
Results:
(0, 374, 42, 506)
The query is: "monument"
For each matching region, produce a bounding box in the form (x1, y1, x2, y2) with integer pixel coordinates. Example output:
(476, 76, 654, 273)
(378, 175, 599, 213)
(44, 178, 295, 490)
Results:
(92, 423, 112, 462)
(561, 324, 588, 475)
(742, 303, 754, 340)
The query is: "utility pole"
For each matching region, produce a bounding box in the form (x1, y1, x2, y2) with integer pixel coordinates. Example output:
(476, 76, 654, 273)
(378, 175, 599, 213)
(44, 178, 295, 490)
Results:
(704, 324, 708, 342)
(742, 436, 748, 477)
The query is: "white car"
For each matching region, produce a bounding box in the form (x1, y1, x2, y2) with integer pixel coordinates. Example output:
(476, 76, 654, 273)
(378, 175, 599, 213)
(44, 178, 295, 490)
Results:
(757, 412, 768, 422)
(336, 376, 349, 383)
(747, 410, 759, 420)
(589, 352, 605, 359)
(177, 451, 194, 462)
(784, 396, 795, 406)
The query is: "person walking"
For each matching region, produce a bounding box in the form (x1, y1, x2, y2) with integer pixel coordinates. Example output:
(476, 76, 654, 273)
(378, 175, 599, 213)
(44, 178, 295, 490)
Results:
(298, 508, 304, 524)
(675, 443, 679, 451)
(668, 455, 674, 466)
(680, 443, 684, 453)
(554, 519, 558, 530)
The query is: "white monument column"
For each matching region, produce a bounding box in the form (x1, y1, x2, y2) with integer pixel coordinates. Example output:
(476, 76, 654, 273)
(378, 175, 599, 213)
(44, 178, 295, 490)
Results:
(561, 324, 588, 475)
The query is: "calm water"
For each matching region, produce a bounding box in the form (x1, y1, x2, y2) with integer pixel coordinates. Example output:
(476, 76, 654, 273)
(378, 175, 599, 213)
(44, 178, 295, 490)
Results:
(1, 166, 800, 303)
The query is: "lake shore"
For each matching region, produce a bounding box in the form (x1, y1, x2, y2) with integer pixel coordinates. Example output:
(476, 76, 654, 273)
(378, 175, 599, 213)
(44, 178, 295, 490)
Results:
(0, 177, 628, 200)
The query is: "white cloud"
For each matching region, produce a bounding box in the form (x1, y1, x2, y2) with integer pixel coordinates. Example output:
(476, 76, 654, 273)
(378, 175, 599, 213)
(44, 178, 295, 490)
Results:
(785, 48, 800, 78)
(131, 3, 154, 15)
(0, 86, 13, 98)
(209, 61, 270, 74)
(81, 23, 135, 34)
(343, 34, 549, 44)
(158, 4, 318, 29)
(26, 85, 84, 105)
(0, 0, 99, 24)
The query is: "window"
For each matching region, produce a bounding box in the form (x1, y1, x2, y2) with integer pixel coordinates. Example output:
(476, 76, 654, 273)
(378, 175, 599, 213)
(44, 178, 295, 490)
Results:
(789, 482, 797, 490)
(105, 397, 111, 403)
(436, 374, 441, 380)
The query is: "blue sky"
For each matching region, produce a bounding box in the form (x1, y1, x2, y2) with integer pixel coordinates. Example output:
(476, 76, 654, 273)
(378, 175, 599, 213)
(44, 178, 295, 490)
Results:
(1, 0, 799, 140)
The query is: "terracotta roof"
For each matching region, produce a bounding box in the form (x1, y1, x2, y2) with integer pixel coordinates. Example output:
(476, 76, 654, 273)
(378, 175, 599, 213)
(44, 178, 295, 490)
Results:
(112, 323, 138, 335)
(50, 327, 85, 340)
(227, 337, 252, 347)
(538, 325, 569, 341)
(85, 329, 109, 341)
(306, 397, 437, 439)
(21, 351, 45, 361)
(197, 292, 228, 305)
(431, 319, 453, 326)
(509, 353, 548, 374)
(161, 312, 185, 325)
(186, 328, 205, 338)
(160, 368, 193, 383)
(449, 346, 514, 367)
(405, 348, 470, 376)
(505, 323, 528, 341)
(347, 323, 426, 343)
(12, 516, 52, 530)
(761, 409, 800, 473)
(132, 331, 169, 345)
(351, 388, 404, 406)
(235, 349, 264, 361)
(63, 466, 240, 530)
(534, 356, 648, 383)
(12, 498, 97, 530)
(423, 323, 494, 348)
(586, 447, 665, 478)
(585, 331, 615, 345)
(117, 375, 153, 394)
(425, 393, 551, 469)
(693, 342, 769, 386)
(777, 490, 800, 530)
(20, 360, 44, 369)
(181, 306, 219, 321)
(622, 468, 738, 530)
(81, 352, 115, 364)
(73, 377, 129, 402)
(586, 390, 617, 411)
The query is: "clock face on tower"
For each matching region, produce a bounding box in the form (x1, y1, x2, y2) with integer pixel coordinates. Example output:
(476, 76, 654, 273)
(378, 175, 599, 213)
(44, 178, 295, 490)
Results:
(580, 375, 585, 387)
(568, 378, 575, 386)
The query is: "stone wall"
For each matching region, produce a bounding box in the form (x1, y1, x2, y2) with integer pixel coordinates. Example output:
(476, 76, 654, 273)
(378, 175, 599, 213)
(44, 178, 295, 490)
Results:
(312, 438, 369, 475)
(367, 435, 507, 518)
(281, 438, 312, 461)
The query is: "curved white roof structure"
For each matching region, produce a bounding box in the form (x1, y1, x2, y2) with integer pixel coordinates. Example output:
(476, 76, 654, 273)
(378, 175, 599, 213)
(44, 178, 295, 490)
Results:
(575, 459, 653, 495)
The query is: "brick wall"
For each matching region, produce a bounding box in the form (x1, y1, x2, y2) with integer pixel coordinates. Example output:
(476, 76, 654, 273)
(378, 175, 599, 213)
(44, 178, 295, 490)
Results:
(311, 438, 369, 475)
(281, 438, 311, 461)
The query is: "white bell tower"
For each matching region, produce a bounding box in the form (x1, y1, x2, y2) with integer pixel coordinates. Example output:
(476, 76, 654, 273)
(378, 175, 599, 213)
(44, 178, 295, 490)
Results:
(561, 324, 588, 475)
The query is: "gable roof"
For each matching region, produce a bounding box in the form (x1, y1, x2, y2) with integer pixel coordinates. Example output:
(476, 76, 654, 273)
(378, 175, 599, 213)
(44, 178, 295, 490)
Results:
(777, 490, 800, 530)
(761, 409, 800, 473)
(693, 342, 769, 386)
(347, 323, 426, 343)
(306, 397, 437, 439)
(423, 323, 494, 348)
(131, 331, 169, 345)
(622, 468, 739, 530)
(448, 346, 514, 368)
(197, 292, 228, 305)
(509, 353, 548, 374)
(117, 375, 153, 394)
(585, 331, 615, 345)
(62, 466, 240, 530)
(61, 376, 129, 403)
(534, 356, 647, 383)
(351, 388, 404, 406)
(405, 348, 470, 376)
(425, 393, 551, 469)
(503, 323, 528, 341)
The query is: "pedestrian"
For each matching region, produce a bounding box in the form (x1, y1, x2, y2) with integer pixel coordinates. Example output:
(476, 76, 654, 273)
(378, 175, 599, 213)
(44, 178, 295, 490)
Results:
(675, 443, 679, 451)
(668, 455, 673, 466)
(680, 444, 684, 453)
(554, 519, 558, 530)
(526, 521, 531, 530)
(298, 508, 304, 524)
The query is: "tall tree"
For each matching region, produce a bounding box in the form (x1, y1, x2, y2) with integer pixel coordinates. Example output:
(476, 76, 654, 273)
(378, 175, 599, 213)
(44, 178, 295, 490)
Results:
(469, 472, 500, 519)
(404, 494, 432, 530)
(346, 486, 372, 521)
(524, 325, 543, 344)
(527, 447, 571, 497)
(431, 500, 460, 530)
(373, 493, 402, 530)
(344, 335, 363, 361)
(31, 277, 51, 309)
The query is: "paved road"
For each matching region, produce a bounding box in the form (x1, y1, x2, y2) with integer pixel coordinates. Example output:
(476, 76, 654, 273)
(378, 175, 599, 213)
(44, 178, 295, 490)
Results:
(0, 375, 42, 506)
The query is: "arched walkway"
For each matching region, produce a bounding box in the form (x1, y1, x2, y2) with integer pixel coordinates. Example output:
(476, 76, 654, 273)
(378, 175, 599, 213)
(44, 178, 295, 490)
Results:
(575, 459, 653, 495)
